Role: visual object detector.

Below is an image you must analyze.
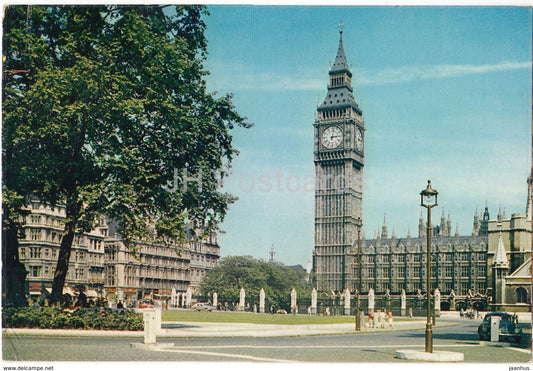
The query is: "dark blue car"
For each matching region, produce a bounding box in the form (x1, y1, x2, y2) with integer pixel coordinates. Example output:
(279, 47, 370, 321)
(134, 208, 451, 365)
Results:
(478, 312, 522, 343)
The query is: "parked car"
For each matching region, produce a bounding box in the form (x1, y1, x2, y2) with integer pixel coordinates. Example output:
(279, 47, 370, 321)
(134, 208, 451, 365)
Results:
(478, 312, 522, 343)
(138, 299, 154, 309)
(192, 302, 215, 311)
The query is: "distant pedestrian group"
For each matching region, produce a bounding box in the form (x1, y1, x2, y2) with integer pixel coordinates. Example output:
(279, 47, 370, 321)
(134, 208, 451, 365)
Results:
(367, 309, 392, 329)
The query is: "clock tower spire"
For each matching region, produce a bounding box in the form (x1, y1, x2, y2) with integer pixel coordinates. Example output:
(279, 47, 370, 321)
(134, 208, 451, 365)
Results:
(313, 24, 365, 293)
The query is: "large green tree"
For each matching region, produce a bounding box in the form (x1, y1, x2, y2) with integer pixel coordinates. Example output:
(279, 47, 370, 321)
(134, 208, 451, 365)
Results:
(3, 5, 250, 305)
(200, 256, 313, 310)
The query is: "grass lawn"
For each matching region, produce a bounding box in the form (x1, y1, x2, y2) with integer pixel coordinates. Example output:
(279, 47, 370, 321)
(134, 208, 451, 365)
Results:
(162, 310, 412, 325)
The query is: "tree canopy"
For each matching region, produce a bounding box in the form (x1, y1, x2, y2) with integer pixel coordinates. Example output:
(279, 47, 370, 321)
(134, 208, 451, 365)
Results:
(200, 256, 313, 310)
(2, 5, 250, 304)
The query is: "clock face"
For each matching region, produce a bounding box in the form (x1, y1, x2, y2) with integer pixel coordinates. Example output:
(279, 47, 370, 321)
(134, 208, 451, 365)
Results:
(355, 128, 364, 151)
(321, 126, 343, 149)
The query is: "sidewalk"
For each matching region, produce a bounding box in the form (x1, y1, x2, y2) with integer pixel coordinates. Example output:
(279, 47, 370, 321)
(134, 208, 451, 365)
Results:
(440, 310, 532, 322)
(2, 318, 438, 338)
(3, 311, 530, 339)
(157, 318, 437, 338)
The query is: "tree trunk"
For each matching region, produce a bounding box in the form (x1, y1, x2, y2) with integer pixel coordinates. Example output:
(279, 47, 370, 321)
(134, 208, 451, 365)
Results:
(1, 209, 28, 307)
(51, 189, 81, 304)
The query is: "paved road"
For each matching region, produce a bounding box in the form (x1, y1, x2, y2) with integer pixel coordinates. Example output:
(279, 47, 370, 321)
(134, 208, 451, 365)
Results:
(3, 318, 531, 363)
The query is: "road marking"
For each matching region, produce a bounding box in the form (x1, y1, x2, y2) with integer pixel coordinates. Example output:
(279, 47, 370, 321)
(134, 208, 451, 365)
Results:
(167, 344, 482, 349)
(156, 347, 301, 362)
(156, 343, 531, 362)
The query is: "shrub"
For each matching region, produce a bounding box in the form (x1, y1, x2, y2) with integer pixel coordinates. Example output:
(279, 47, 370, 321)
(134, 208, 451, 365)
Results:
(38, 315, 54, 329)
(53, 314, 69, 329)
(66, 316, 86, 329)
(2, 307, 143, 331)
(11, 311, 29, 328)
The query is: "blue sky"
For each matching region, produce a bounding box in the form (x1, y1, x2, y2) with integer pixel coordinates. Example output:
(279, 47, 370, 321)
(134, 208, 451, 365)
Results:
(202, 6, 532, 266)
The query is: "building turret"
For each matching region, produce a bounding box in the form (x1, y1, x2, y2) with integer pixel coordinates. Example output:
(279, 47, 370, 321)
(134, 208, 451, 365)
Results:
(480, 203, 490, 235)
(492, 232, 509, 304)
(381, 214, 388, 240)
(440, 209, 446, 236)
(472, 209, 480, 236)
(419, 211, 426, 238)
(447, 213, 452, 237)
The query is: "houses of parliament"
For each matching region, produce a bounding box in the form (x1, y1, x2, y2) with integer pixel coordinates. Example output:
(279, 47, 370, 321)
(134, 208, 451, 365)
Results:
(312, 25, 532, 310)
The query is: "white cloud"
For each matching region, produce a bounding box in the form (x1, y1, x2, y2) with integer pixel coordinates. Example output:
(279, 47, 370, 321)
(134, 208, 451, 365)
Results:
(356, 61, 531, 85)
(207, 61, 531, 92)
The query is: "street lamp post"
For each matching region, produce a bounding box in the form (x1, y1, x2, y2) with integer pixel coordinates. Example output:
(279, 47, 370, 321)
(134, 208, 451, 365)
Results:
(355, 217, 362, 331)
(420, 180, 438, 353)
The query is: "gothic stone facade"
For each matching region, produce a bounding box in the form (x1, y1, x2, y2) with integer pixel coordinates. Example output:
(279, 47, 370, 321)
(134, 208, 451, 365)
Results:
(488, 208, 532, 311)
(345, 234, 488, 298)
(313, 26, 365, 292)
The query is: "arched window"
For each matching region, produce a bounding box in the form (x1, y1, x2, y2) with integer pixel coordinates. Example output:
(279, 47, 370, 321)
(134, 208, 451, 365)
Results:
(516, 287, 528, 303)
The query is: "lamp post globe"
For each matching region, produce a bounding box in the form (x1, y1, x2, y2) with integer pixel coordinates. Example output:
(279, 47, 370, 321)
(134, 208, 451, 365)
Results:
(420, 180, 438, 208)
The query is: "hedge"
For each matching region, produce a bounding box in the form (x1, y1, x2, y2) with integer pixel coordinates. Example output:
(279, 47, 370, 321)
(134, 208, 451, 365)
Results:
(2, 307, 144, 331)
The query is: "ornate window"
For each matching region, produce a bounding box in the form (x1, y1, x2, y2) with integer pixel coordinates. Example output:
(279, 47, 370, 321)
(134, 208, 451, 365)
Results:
(516, 287, 528, 303)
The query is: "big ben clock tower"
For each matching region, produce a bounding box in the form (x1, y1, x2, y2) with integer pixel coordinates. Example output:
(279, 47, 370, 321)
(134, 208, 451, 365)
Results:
(313, 24, 365, 292)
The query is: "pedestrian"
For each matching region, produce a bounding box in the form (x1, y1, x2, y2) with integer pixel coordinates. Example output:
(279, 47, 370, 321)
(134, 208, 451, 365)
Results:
(460, 308, 464, 319)
(325, 306, 330, 316)
(368, 312, 374, 328)
(388, 310, 393, 329)
(408, 307, 413, 318)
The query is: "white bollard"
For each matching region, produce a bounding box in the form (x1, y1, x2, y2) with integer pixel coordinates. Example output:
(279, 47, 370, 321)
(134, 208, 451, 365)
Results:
(490, 316, 500, 342)
(143, 309, 157, 344)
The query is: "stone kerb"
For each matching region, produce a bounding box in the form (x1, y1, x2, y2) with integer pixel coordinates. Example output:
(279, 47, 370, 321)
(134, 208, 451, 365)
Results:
(394, 349, 464, 362)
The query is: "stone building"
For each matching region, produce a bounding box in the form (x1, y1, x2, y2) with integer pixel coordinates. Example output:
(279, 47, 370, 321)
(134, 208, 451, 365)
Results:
(17, 199, 220, 304)
(487, 177, 532, 311)
(19, 199, 108, 298)
(104, 231, 219, 305)
(313, 26, 531, 311)
(313, 24, 365, 292)
(345, 214, 489, 299)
